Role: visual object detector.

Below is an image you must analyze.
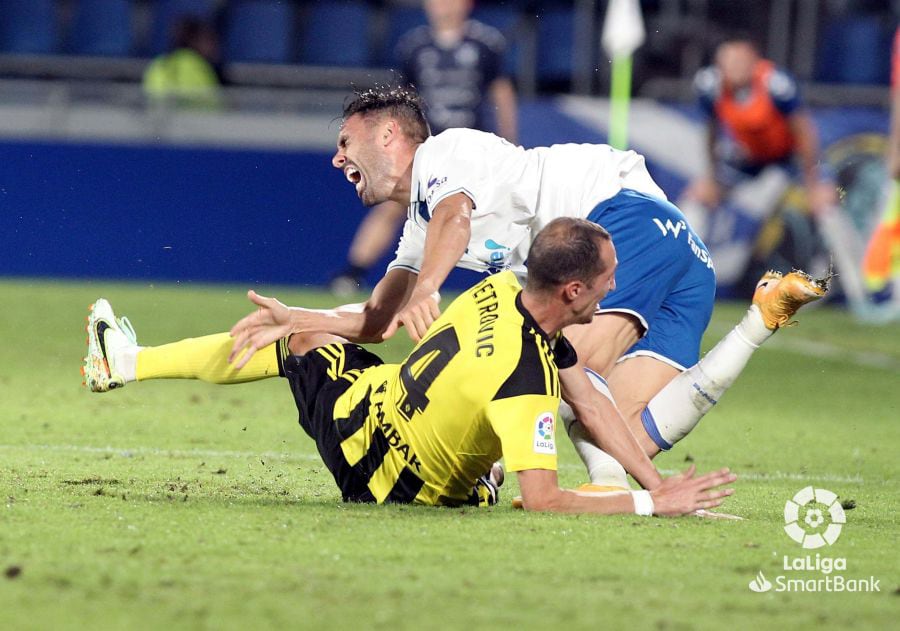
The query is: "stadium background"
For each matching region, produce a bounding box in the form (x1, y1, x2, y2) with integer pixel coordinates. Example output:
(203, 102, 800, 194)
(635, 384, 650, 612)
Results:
(0, 0, 897, 292)
(1, 2, 899, 629)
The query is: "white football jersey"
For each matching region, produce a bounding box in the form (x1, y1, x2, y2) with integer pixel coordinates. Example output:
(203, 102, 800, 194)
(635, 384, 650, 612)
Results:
(388, 128, 666, 278)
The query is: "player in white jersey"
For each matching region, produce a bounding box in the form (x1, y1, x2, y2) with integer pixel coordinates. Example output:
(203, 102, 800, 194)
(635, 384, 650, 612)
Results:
(229, 86, 828, 495)
(391, 128, 664, 277)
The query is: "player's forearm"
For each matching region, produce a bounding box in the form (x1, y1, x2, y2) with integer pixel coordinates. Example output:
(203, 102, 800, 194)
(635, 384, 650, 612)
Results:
(576, 398, 662, 490)
(559, 370, 662, 489)
(518, 468, 647, 515)
(285, 304, 386, 344)
(415, 199, 471, 295)
(285, 269, 415, 344)
(523, 486, 635, 514)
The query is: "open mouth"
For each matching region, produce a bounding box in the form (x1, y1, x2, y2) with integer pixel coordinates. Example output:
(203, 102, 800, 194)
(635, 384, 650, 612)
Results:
(344, 166, 364, 196)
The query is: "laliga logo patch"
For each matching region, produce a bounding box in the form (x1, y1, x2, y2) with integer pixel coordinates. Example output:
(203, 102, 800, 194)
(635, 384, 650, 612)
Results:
(784, 486, 845, 549)
(533, 412, 556, 455)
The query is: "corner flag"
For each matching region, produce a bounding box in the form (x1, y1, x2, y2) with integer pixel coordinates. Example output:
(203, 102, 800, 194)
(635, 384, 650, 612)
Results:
(601, 0, 645, 150)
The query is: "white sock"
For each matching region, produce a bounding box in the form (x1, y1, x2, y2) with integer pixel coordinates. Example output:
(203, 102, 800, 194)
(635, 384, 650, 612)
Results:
(112, 345, 141, 382)
(643, 305, 773, 449)
(559, 373, 629, 489)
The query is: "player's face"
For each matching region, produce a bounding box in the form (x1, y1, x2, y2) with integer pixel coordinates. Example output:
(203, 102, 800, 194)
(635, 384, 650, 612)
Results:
(716, 42, 757, 89)
(332, 113, 392, 207)
(424, 0, 473, 26)
(573, 239, 617, 325)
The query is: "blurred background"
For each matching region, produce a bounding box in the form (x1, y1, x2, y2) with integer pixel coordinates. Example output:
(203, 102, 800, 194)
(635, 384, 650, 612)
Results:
(1, 0, 898, 315)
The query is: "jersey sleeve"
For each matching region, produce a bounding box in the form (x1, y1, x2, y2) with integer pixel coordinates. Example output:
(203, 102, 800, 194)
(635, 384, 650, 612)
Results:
(420, 132, 487, 213)
(766, 68, 801, 115)
(386, 218, 425, 273)
(552, 334, 578, 370)
(484, 395, 559, 472)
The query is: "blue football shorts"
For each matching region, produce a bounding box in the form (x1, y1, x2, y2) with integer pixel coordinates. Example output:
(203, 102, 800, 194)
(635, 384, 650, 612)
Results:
(587, 189, 716, 370)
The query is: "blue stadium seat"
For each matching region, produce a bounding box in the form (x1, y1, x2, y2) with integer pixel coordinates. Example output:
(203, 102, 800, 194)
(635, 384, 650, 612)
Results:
(223, 0, 296, 64)
(535, 7, 574, 85)
(815, 16, 892, 85)
(69, 0, 134, 57)
(382, 5, 428, 66)
(0, 0, 59, 55)
(299, 1, 373, 67)
(149, 0, 218, 55)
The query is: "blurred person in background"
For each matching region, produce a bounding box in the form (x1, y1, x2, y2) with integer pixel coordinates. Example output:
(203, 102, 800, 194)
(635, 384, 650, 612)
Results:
(330, 0, 518, 296)
(143, 15, 223, 108)
(678, 35, 836, 289)
(863, 25, 900, 296)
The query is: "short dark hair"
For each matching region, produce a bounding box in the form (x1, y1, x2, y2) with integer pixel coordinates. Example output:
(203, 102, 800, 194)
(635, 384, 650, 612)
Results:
(714, 32, 760, 54)
(526, 218, 612, 293)
(342, 85, 431, 143)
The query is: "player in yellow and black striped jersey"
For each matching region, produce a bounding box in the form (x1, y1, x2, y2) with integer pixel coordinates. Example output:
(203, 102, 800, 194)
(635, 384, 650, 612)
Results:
(283, 270, 576, 506)
(87, 217, 737, 515)
(270, 218, 736, 515)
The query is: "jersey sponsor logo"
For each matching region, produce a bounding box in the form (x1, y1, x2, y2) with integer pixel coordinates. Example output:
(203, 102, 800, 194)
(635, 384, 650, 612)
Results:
(533, 412, 556, 455)
(484, 238, 511, 269)
(373, 398, 423, 472)
(652, 217, 686, 238)
(425, 175, 448, 206)
(651, 218, 715, 270)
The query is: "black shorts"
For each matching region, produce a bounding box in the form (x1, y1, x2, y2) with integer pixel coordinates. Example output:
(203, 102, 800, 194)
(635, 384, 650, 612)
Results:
(283, 343, 384, 503)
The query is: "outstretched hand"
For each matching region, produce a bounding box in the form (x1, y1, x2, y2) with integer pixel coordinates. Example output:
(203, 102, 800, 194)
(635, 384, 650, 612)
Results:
(650, 465, 737, 517)
(381, 288, 441, 342)
(228, 290, 293, 369)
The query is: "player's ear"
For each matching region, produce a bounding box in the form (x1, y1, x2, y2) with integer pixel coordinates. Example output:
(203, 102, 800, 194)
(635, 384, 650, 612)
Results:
(562, 280, 583, 302)
(382, 119, 398, 146)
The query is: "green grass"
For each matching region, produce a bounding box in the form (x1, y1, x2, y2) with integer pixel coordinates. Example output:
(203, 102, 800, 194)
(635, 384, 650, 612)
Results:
(1, 278, 898, 630)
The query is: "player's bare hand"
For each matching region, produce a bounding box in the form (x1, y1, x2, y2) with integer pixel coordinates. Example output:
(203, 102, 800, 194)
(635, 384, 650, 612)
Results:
(228, 290, 293, 369)
(382, 288, 441, 342)
(650, 465, 737, 517)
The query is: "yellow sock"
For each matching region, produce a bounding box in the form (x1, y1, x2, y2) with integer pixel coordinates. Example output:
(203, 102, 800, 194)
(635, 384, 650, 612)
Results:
(136, 333, 287, 384)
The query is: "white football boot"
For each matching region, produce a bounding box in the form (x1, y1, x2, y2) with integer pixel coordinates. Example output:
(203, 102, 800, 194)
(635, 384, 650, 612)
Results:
(82, 298, 138, 392)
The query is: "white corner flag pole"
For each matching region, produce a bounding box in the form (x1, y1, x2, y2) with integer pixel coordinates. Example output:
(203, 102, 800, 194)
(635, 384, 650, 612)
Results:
(601, 0, 646, 150)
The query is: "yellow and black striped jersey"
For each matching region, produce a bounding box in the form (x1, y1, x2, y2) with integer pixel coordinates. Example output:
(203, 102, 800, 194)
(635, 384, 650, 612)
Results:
(328, 271, 577, 506)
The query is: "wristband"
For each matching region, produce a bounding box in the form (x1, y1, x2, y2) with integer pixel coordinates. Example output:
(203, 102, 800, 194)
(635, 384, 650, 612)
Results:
(631, 490, 654, 516)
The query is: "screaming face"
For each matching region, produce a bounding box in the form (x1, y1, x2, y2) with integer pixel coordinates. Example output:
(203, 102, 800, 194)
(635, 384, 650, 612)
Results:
(332, 113, 393, 207)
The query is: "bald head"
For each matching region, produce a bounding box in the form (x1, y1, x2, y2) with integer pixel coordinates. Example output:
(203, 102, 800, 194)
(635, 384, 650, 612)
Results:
(526, 218, 612, 294)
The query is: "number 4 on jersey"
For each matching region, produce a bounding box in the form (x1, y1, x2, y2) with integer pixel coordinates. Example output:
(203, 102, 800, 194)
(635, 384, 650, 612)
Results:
(397, 325, 460, 422)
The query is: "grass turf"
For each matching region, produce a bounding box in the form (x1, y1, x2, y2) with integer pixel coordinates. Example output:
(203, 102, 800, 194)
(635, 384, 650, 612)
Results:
(1, 278, 898, 630)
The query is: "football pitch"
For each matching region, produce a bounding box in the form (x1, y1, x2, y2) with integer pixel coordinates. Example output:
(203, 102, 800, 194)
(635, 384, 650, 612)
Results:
(1, 278, 898, 630)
